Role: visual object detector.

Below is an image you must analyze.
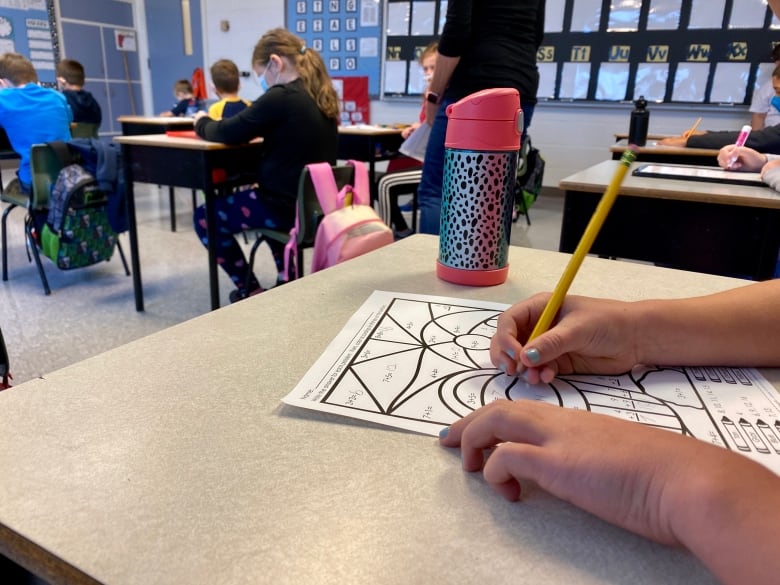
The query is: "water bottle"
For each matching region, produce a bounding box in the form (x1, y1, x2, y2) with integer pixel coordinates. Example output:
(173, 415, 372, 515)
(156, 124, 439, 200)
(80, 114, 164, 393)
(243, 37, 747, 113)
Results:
(437, 88, 523, 286)
(628, 96, 649, 146)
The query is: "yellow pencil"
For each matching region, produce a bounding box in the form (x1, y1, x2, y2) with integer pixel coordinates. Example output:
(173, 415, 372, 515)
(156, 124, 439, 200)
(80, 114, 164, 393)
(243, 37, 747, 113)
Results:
(682, 116, 702, 139)
(527, 147, 638, 342)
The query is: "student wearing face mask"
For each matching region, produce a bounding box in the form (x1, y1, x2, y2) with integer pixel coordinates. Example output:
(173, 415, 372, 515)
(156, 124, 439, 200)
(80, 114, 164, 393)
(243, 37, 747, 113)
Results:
(750, 47, 780, 131)
(378, 41, 439, 239)
(193, 28, 339, 302)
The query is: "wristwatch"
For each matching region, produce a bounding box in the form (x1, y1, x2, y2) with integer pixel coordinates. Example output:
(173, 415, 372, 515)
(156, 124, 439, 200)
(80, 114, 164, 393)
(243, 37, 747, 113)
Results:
(426, 91, 441, 105)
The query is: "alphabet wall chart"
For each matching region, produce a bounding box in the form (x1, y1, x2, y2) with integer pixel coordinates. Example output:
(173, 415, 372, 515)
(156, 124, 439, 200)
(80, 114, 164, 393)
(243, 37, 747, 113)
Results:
(287, 0, 779, 103)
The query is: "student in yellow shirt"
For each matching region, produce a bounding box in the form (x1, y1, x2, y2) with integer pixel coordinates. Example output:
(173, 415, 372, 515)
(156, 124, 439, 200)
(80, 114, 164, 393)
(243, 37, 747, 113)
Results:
(207, 59, 251, 120)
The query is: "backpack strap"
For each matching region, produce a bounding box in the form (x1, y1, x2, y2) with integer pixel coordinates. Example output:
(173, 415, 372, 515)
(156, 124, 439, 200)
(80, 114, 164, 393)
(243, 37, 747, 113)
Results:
(346, 160, 370, 206)
(308, 160, 371, 211)
(307, 162, 341, 214)
(281, 212, 301, 282)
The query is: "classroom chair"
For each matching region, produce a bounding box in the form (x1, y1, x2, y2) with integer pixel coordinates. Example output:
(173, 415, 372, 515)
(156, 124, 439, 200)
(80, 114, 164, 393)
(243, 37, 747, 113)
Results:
(2, 143, 129, 294)
(376, 168, 421, 234)
(0, 183, 28, 283)
(244, 164, 355, 292)
(70, 123, 99, 139)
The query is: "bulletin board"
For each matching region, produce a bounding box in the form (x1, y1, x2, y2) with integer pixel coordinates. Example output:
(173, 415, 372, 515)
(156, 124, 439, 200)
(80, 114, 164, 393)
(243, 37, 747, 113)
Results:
(368, 0, 780, 106)
(286, 0, 383, 96)
(0, 0, 58, 86)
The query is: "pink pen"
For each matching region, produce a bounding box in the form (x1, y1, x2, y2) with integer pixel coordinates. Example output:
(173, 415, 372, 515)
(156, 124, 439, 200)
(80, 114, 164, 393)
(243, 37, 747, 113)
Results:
(727, 124, 752, 168)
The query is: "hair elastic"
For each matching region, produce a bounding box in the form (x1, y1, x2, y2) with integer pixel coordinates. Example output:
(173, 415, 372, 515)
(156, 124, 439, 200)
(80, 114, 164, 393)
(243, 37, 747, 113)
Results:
(300, 45, 307, 55)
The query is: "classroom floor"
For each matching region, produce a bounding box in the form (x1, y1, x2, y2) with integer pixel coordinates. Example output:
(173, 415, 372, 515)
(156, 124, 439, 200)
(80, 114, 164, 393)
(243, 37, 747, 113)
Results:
(0, 183, 563, 387)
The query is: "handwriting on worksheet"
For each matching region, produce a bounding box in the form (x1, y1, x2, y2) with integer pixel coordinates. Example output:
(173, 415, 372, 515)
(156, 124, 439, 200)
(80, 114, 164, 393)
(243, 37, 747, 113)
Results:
(283, 291, 780, 474)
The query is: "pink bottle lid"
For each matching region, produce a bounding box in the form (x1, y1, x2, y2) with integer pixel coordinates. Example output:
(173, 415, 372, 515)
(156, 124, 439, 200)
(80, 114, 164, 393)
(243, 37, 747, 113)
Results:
(444, 88, 522, 152)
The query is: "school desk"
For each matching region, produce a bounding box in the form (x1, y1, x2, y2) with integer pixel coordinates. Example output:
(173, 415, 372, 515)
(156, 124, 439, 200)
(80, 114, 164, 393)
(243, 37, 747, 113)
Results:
(1, 235, 775, 585)
(337, 124, 404, 194)
(610, 138, 720, 166)
(118, 115, 197, 232)
(114, 133, 264, 311)
(559, 160, 780, 280)
(117, 115, 194, 136)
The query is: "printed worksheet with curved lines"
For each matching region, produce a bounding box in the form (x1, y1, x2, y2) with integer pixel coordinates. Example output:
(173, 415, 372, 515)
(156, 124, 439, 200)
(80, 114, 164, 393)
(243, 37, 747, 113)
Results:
(283, 291, 780, 475)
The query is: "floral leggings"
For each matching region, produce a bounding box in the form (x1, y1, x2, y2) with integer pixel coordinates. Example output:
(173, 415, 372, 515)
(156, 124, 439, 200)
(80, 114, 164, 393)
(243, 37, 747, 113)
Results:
(193, 188, 293, 291)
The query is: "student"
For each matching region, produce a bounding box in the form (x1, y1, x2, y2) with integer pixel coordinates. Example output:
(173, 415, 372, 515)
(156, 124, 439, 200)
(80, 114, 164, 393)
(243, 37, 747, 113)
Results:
(159, 79, 202, 117)
(659, 121, 780, 152)
(0, 52, 72, 195)
(440, 279, 780, 585)
(381, 41, 438, 239)
(55, 58, 102, 126)
(716, 143, 780, 188)
(207, 59, 251, 120)
(192, 28, 339, 302)
(399, 42, 438, 142)
(750, 47, 780, 131)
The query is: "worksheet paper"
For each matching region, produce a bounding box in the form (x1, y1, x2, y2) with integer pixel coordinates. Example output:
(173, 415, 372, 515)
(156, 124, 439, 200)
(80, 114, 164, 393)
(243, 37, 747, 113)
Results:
(283, 291, 780, 475)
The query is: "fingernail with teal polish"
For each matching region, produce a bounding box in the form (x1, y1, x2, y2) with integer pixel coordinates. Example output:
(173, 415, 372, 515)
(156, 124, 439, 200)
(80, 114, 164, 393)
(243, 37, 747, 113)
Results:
(439, 426, 450, 439)
(526, 348, 541, 364)
(499, 362, 507, 374)
(507, 348, 515, 359)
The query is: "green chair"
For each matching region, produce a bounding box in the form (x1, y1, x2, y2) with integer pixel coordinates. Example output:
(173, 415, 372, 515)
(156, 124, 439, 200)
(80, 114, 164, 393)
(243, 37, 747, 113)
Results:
(1, 178, 31, 285)
(2, 143, 129, 294)
(244, 164, 355, 291)
(70, 123, 99, 139)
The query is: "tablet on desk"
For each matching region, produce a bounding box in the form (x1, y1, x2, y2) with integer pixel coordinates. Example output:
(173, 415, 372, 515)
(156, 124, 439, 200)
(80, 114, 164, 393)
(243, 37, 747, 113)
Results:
(632, 163, 764, 186)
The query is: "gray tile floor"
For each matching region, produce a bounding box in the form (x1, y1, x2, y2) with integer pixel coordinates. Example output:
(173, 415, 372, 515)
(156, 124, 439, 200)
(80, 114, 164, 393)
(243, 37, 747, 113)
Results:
(0, 184, 563, 386)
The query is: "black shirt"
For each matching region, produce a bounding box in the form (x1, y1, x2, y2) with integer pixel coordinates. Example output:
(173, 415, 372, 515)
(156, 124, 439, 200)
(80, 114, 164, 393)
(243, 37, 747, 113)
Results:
(195, 78, 338, 201)
(687, 125, 780, 154)
(438, 0, 545, 105)
(63, 89, 102, 125)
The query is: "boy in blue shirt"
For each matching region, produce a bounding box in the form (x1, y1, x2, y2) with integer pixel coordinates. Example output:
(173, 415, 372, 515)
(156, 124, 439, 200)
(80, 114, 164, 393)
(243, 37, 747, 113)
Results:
(159, 79, 203, 117)
(0, 52, 72, 194)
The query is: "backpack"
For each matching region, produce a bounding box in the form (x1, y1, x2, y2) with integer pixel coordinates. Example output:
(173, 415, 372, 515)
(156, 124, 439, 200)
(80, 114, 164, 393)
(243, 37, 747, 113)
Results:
(513, 137, 545, 222)
(307, 160, 393, 273)
(39, 143, 120, 270)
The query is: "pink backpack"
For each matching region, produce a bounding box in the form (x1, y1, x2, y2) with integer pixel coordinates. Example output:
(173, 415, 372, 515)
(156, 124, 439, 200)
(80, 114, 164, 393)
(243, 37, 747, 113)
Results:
(306, 160, 393, 273)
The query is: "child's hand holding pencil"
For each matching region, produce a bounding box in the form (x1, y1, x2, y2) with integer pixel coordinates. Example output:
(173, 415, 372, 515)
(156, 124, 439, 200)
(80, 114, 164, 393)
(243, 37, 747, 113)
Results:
(681, 117, 702, 139)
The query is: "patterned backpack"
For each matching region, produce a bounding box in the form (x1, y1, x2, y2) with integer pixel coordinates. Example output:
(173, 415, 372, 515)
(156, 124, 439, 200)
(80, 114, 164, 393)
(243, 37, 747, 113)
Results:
(39, 144, 119, 270)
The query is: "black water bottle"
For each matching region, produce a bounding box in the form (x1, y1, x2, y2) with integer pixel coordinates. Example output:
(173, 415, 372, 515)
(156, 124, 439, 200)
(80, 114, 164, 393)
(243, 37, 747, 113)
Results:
(628, 96, 649, 146)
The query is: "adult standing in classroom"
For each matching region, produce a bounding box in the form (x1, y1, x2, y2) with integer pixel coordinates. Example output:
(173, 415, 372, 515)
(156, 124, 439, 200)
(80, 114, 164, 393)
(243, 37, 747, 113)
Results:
(416, 0, 546, 235)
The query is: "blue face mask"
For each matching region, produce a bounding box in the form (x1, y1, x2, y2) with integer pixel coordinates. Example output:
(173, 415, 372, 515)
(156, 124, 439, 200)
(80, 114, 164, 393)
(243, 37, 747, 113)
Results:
(258, 71, 270, 93)
(257, 65, 276, 94)
(771, 95, 780, 112)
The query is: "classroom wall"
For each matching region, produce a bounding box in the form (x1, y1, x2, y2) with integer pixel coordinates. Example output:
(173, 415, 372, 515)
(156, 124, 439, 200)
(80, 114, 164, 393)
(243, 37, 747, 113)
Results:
(196, 0, 752, 186)
(56, 0, 144, 135)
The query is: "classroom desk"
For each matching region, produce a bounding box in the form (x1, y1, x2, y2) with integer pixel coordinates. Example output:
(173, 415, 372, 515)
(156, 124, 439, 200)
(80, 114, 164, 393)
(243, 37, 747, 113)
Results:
(610, 138, 720, 166)
(114, 133, 264, 311)
(1, 235, 769, 585)
(117, 115, 194, 136)
(337, 125, 404, 191)
(559, 160, 780, 280)
(118, 116, 197, 232)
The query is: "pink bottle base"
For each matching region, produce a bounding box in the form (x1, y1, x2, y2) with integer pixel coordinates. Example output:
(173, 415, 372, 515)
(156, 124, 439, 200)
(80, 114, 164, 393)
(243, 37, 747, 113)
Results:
(436, 261, 509, 286)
